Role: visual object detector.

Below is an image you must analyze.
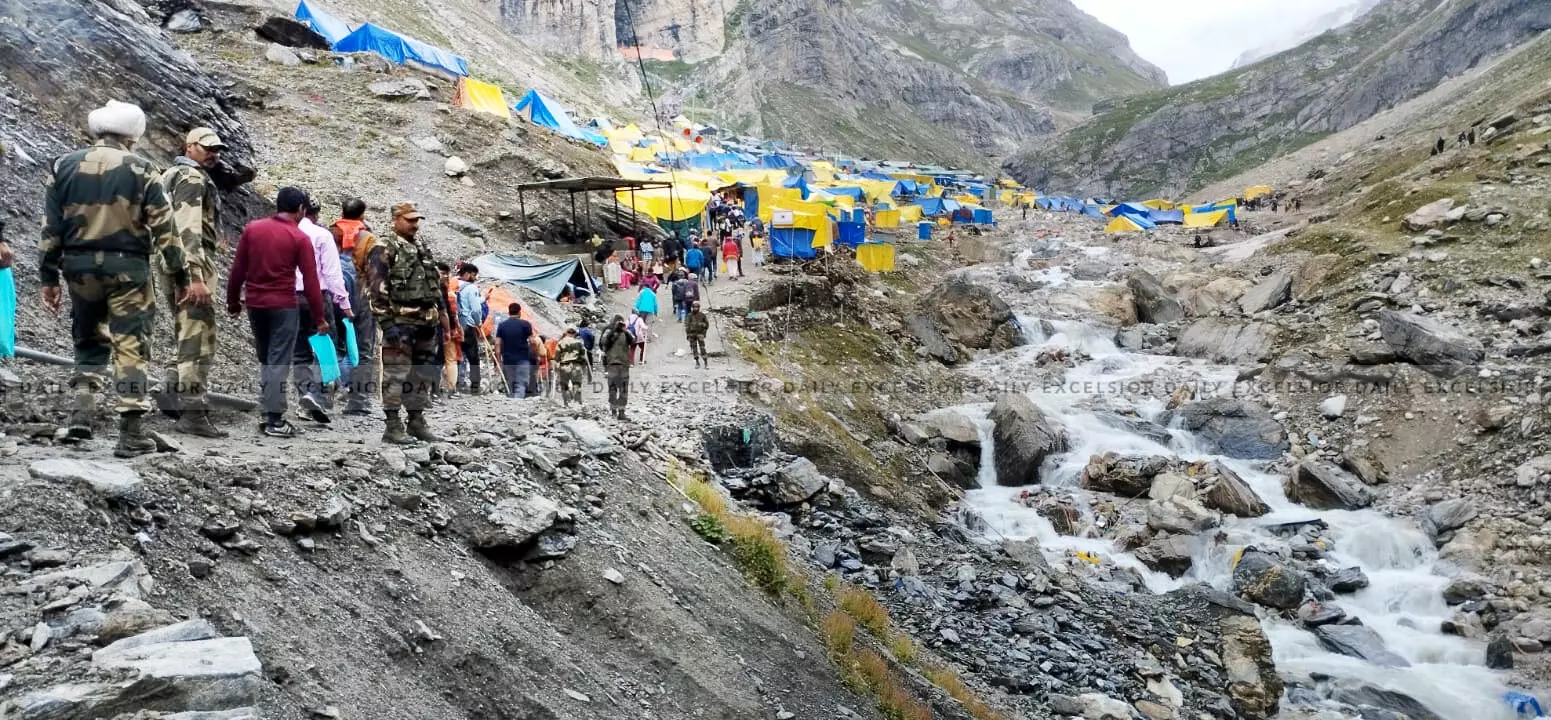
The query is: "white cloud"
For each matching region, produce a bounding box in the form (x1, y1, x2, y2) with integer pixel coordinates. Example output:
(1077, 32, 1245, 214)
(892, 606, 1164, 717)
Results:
(1071, 0, 1363, 84)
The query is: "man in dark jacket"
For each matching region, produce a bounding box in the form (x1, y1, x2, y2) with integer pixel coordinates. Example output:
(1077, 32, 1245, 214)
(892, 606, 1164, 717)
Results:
(686, 301, 710, 369)
(670, 274, 688, 322)
(599, 314, 635, 420)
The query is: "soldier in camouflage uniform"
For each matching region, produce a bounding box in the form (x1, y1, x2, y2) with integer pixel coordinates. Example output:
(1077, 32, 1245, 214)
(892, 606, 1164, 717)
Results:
(156, 127, 228, 438)
(40, 101, 210, 457)
(363, 202, 449, 444)
(553, 327, 587, 406)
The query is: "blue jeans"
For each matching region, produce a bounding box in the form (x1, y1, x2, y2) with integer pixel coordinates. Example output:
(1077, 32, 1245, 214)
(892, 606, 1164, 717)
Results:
(502, 361, 533, 398)
(676, 303, 688, 322)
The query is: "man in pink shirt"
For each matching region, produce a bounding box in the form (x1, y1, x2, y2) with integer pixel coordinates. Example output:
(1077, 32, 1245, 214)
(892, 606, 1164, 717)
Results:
(227, 187, 327, 437)
(292, 197, 352, 422)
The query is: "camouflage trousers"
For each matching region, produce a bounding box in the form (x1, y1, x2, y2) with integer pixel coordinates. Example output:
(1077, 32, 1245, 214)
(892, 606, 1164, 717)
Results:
(158, 271, 217, 408)
(556, 364, 585, 404)
(380, 321, 440, 412)
(64, 256, 154, 415)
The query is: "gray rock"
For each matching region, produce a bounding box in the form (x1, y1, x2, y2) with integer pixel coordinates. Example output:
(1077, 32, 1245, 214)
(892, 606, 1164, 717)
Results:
(369, 78, 430, 100)
(162, 709, 261, 720)
(1175, 319, 1278, 363)
(1348, 341, 1397, 365)
(1128, 270, 1185, 324)
(1146, 497, 1219, 535)
(1318, 394, 1347, 419)
(317, 496, 352, 529)
(1487, 634, 1514, 669)
(1167, 398, 1288, 460)
(444, 156, 470, 177)
(1077, 692, 1132, 719)
(1327, 566, 1370, 594)
(472, 496, 560, 550)
(1079, 452, 1171, 496)
(1203, 462, 1270, 517)
(1239, 270, 1292, 314)
(1136, 533, 1194, 578)
(918, 279, 1024, 351)
(97, 620, 219, 655)
(1443, 579, 1484, 605)
(263, 43, 301, 66)
(1298, 601, 1347, 627)
(987, 393, 1066, 486)
(255, 16, 329, 48)
(916, 408, 982, 444)
(29, 458, 142, 498)
(165, 9, 201, 32)
(1285, 461, 1373, 510)
(1233, 550, 1306, 609)
(1314, 624, 1410, 667)
(1424, 499, 1477, 537)
(1341, 451, 1388, 485)
(93, 636, 264, 710)
(6, 683, 118, 719)
(1403, 198, 1455, 231)
(561, 419, 620, 455)
(602, 568, 625, 584)
(1333, 684, 1443, 720)
(1378, 310, 1484, 374)
(926, 452, 975, 489)
(770, 457, 828, 506)
(15, 561, 140, 595)
(905, 316, 959, 365)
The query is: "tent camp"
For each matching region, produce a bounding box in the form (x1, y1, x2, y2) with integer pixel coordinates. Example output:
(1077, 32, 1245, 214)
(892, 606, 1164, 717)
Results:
(856, 243, 895, 272)
(914, 197, 963, 217)
(512, 90, 606, 146)
(333, 23, 467, 76)
(470, 253, 596, 300)
(294, 0, 352, 46)
(1105, 215, 1154, 233)
(1141, 199, 1175, 211)
(455, 78, 510, 119)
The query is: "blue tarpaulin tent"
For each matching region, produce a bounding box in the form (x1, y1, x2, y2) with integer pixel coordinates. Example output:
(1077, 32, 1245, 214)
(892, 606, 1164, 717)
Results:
(512, 90, 606, 146)
(333, 23, 468, 76)
(1108, 202, 1152, 217)
(743, 187, 759, 218)
(1191, 203, 1239, 224)
(914, 197, 963, 217)
(972, 208, 995, 224)
(759, 154, 797, 169)
(470, 253, 596, 299)
(1149, 209, 1185, 225)
(769, 228, 818, 259)
(1081, 204, 1105, 219)
(294, 0, 351, 46)
(836, 221, 866, 247)
(826, 187, 866, 201)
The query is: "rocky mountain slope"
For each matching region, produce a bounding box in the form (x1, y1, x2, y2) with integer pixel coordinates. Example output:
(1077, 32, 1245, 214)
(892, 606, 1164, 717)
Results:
(1006, 0, 1551, 198)
(1229, 0, 1383, 70)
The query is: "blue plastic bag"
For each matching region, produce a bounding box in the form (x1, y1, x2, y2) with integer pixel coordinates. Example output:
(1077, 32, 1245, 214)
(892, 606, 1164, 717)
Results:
(308, 333, 341, 385)
(0, 268, 13, 357)
(342, 320, 359, 367)
(1506, 691, 1543, 718)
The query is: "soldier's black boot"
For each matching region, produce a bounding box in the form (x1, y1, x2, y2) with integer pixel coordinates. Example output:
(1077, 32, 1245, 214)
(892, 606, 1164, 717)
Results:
(66, 392, 95, 440)
(382, 410, 415, 445)
(113, 413, 157, 458)
(152, 376, 183, 419)
(174, 402, 228, 439)
(406, 410, 443, 443)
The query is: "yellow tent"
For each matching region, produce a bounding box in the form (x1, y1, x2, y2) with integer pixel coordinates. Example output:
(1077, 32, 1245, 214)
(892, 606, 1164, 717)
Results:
(856, 243, 895, 272)
(454, 78, 511, 119)
(953, 194, 980, 206)
(897, 205, 923, 223)
(927, 186, 945, 198)
(874, 208, 901, 229)
(627, 145, 659, 163)
(771, 207, 832, 248)
(1184, 209, 1230, 228)
(617, 186, 710, 222)
(1244, 185, 1273, 201)
(809, 161, 837, 182)
(997, 178, 1021, 188)
(998, 189, 1016, 205)
(1105, 216, 1147, 233)
(1142, 199, 1174, 211)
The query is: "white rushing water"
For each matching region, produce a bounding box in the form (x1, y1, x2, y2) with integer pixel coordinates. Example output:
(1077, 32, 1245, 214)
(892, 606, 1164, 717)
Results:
(960, 241, 1523, 719)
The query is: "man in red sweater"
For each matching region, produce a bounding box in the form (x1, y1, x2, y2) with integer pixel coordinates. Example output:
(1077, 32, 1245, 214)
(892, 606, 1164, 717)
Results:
(227, 187, 327, 437)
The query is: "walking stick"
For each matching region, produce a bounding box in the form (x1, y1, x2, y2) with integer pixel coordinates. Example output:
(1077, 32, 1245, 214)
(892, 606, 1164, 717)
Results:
(483, 332, 507, 396)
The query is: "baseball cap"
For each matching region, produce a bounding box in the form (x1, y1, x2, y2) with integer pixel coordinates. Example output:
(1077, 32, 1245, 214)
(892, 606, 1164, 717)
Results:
(185, 127, 226, 149)
(392, 202, 424, 220)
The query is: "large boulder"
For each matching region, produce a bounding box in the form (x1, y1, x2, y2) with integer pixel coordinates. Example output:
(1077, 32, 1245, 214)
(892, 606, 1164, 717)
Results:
(1314, 624, 1410, 667)
(1078, 453, 1172, 496)
(1166, 585, 1281, 718)
(1175, 319, 1278, 364)
(1424, 498, 1478, 538)
(747, 274, 834, 312)
(1136, 533, 1195, 577)
(915, 407, 983, 445)
(768, 457, 829, 506)
(1238, 270, 1293, 314)
(1202, 463, 1270, 517)
(29, 458, 142, 499)
(471, 496, 561, 550)
(1377, 310, 1484, 374)
(1285, 461, 1373, 510)
(91, 635, 264, 712)
(1166, 398, 1288, 460)
(987, 394, 1066, 486)
(1403, 198, 1456, 231)
(905, 316, 959, 364)
(1127, 270, 1185, 324)
(1233, 550, 1307, 609)
(1333, 684, 1443, 720)
(919, 279, 1024, 351)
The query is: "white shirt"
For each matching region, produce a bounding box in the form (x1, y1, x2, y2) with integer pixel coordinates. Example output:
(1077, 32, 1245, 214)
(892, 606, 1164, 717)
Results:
(296, 217, 350, 312)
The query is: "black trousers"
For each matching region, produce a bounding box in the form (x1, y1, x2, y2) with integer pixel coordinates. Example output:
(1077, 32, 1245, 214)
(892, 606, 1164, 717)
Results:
(248, 307, 298, 421)
(461, 327, 482, 391)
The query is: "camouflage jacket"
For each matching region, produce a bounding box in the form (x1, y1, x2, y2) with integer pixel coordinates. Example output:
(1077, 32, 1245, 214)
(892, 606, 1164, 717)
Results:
(555, 336, 587, 368)
(158, 157, 220, 280)
(40, 138, 187, 287)
(363, 231, 444, 326)
(685, 311, 709, 338)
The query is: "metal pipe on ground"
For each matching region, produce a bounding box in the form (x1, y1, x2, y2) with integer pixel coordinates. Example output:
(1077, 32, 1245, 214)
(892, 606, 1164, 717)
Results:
(13, 345, 260, 412)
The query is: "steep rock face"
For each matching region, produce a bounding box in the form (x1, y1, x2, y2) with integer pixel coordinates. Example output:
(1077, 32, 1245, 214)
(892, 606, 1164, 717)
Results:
(499, 0, 727, 62)
(1007, 0, 1551, 197)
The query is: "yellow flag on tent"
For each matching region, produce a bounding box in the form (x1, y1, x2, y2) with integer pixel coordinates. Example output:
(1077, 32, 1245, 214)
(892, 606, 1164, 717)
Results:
(455, 78, 510, 119)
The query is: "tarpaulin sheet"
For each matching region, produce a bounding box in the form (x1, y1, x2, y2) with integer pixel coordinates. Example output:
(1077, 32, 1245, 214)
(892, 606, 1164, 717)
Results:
(334, 23, 468, 76)
(1108, 202, 1152, 217)
(455, 77, 510, 119)
(0, 268, 14, 357)
(1105, 216, 1149, 233)
(972, 208, 994, 224)
(1184, 209, 1230, 228)
(874, 209, 901, 228)
(512, 89, 605, 146)
(295, 0, 351, 46)
(913, 197, 962, 217)
(1244, 185, 1273, 200)
(1148, 209, 1185, 224)
(617, 186, 710, 222)
(836, 221, 866, 247)
(769, 228, 818, 259)
(470, 253, 592, 300)
(856, 243, 895, 272)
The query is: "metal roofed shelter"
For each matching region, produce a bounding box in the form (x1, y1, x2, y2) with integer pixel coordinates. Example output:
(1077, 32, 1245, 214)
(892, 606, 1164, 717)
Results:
(514, 176, 673, 239)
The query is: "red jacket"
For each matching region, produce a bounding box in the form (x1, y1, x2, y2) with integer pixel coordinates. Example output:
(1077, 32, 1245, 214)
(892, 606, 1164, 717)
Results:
(722, 239, 740, 258)
(228, 215, 325, 327)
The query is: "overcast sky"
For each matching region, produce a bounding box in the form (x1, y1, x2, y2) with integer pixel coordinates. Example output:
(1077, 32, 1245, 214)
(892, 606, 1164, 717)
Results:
(1070, 0, 1367, 84)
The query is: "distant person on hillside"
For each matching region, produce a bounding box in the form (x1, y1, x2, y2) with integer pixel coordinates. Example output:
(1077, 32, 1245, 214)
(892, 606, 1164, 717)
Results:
(1468, 128, 1477, 145)
(1458, 131, 1468, 148)
(1435, 137, 1446, 154)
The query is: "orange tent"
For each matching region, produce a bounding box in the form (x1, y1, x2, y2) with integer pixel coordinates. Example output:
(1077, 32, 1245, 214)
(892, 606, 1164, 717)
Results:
(479, 285, 541, 338)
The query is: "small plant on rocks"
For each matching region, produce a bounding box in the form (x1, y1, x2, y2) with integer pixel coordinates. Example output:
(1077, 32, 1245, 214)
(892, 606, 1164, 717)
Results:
(839, 585, 891, 637)
(924, 665, 1004, 720)
(724, 515, 789, 596)
(688, 512, 726, 543)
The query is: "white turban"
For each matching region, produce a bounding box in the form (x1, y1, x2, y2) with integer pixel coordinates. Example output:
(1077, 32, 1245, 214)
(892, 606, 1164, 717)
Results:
(86, 100, 147, 141)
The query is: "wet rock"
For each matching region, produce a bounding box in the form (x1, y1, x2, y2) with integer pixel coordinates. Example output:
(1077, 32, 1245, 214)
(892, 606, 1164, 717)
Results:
(1341, 450, 1388, 485)
(29, 458, 142, 499)
(1326, 567, 1370, 594)
(471, 496, 561, 550)
(914, 407, 982, 444)
(1167, 398, 1288, 460)
(1487, 634, 1514, 669)
(702, 413, 777, 470)
(1146, 496, 1219, 535)
(1424, 499, 1477, 537)
(1034, 494, 1085, 536)
(1219, 613, 1282, 717)
(1314, 624, 1410, 667)
(1285, 461, 1373, 510)
(1079, 452, 1171, 496)
(987, 393, 1066, 486)
(1202, 462, 1270, 517)
(918, 278, 1024, 351)
(1136, 534, 1195, 578)
(1128, 270, 1185, 324)
(1239, 270, 1292, 314)
(1443, 579, 1485, 605)
(1377, 310, 1484, 374)
(1233, 550, 1306, 609)
(1175, 319, 1277, 364)
(370, 78, 430, 100)
(905, 316, 959, 365)
(1333, 684, 1443, 720)
(1298, 601, 1347, 627)
(769, 457, 828, 506)
(926, 452, 976, 489)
